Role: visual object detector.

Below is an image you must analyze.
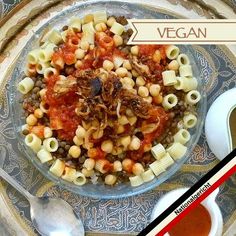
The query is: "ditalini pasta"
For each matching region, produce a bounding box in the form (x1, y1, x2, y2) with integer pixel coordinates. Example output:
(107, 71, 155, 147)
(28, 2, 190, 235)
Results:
(44, 29, 63, 45)
(185, 90, 201, 105)
(25, 133, 42, 153)
(73, 172, 87, 185)
(37, 148, 53, 163)
(165, 45, 180, 60)
(149, 160, 165, 176)
(110, 22, 125, 35)
(167, 142, 187, 160)
(159, 153, 174, 169)
(49, 159, 65, 177)
(43, 138, 59, 152)
(183, 113, 198, 128)
(62, 167, 77, 182)
(173, 129, 190, 144)
(38, 43, 55, 62)
(17, 77, 34, 94)
(93, 11, 107, 24)
(69, 17, 82, 31)
(179, 65, 193, 77)
(162, 94, 178, 110)
(27, 49, 40, 64)
(177, 53, 190, 66)
(141, 169, 155, 182)
(151, 143, 166, 160)
(129, 175, 144, 187)
(162, 70, 177, 86)
(43, 67, 58, 79)
(36, 62, 50, 74)
(184, 77, 198, 92)
(19, 11, 201, 187)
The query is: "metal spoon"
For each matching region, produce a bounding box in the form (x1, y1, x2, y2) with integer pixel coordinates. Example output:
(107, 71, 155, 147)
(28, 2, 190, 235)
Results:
(0, 168, 84, 236)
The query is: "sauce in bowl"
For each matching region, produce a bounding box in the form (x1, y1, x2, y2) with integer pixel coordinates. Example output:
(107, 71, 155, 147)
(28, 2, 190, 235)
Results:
(168, 204, 211, 236)
(230, 108, 236, 149)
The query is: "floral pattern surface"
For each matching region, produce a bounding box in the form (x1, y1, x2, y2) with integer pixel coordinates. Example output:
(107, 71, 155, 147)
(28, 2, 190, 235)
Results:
(1, 0, 236, 235)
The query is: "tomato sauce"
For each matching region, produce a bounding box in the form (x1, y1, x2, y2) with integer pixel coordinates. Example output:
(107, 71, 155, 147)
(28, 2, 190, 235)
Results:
(168, 204, 211, 236)
(45, 75, 80, 141)
(127, 107, 169, 160)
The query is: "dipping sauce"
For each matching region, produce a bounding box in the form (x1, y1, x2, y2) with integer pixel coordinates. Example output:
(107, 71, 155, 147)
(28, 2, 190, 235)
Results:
(230, 108, 236, 149)
(168, 204, 211, 236)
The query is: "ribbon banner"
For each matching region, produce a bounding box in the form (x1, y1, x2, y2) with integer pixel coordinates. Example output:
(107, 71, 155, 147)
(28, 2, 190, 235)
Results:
(127, 19, 236, 45)
(138, 149, 236, 236)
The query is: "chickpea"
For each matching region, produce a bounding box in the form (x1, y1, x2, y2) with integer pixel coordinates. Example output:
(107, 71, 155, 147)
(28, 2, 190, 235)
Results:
(80, 41, 90, 51)
(95, 22, 107, 32)
(143, 96, 153, 104)
(75, 48, 85, 59)
(153, 94, 163, 104)
(39, 88, 47, 99)
(118, 115, 129, 125)
(138, 86, 149, 98)
(101, 140, 113, 153)
(132, 163, 145, 175)
(136, 76, 145, 86)
(153, 50, 161, 63)
(117, 125, 125, 134)
(34, 108, 43, 118)
(131, 46, 139, 55)
(120, 135, 131, 148)
(113, 160, 122, 172)
(73, 136, 83, 146)
(123, 60, 132, 70)
(26, 114, 37, 126)
(107, 17, 116, 27)
(129, 136, 141, 150)
(103, 60, 114, 71)
(113, 35, 123, 47)
(69, 145, 81, 158)
(122, 158, 134, 172)
(131, 69, 139, 77)
(105, 174, 117, 185)
(75, 60, 82, 69)
(44, 127, 52, 138)
(83, 158, 95, 170)
(149, 84, 161, 97)
(76, 125, 86, 139)
(116, 67, 128, 77)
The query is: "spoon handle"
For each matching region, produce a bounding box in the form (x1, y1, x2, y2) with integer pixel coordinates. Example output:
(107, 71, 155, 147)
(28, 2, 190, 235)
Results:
(0, 168, 32, 200)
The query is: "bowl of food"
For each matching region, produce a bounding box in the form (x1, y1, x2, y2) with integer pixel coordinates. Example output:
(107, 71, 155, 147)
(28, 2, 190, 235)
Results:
(10, 1, 206, 199)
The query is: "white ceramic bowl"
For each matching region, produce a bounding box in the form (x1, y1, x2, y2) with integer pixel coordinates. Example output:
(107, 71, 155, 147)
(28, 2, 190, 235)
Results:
(205, 88, 236, 160)
(151, 188, 223, 236)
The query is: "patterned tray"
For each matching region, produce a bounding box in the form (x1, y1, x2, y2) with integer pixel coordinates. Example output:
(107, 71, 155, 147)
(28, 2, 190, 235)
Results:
(0, 0, 236, 235)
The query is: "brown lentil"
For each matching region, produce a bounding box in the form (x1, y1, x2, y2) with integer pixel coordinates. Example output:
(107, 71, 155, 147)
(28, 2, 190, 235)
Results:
(78, 156, 86, 164)
(60, 141, 67, 148)
(22, 129, 29, 135)
(58, 147, 65, 154)
(65, 145, 71, 151)
(35, 81, 42, 87)
(62, 25, 68, 31)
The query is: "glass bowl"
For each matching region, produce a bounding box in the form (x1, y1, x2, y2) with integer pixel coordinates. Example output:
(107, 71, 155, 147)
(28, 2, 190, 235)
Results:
(9, 0, 207, 199)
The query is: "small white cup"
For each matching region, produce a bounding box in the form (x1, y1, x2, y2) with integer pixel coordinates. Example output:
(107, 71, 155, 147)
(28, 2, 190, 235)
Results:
(205, 88, 236, 160)
(151, 188, 223, 236)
